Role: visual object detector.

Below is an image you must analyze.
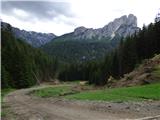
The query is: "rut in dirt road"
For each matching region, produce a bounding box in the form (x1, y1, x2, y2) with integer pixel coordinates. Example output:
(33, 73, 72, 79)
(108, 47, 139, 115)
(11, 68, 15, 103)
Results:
(3, 85, 160, 120)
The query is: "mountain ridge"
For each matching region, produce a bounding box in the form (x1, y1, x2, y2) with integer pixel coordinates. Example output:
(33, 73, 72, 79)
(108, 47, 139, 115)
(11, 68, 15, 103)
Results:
(42, 14, 140, 62)
(72, 14, 139, 41)
(1, 22, 57, 47)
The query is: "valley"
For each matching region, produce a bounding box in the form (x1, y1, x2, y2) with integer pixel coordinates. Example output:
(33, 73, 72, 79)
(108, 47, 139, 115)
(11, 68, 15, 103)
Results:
(1, 2, 160, 119)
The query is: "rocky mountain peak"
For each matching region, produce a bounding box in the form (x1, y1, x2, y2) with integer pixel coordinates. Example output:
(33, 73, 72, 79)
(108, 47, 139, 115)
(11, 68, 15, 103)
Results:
(127, 14, 137, 27)
(72, 14, 139, 41)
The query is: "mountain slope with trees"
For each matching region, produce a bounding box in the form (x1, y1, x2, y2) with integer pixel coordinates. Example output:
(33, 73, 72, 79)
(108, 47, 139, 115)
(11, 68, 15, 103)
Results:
(42, 14, 139, 63)
(1, 24, 58, 89)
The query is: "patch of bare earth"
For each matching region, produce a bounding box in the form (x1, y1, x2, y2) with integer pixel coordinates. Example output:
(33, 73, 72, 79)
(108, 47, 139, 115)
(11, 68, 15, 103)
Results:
(3, 85, 160, 120)
(109, 54, 160, 88)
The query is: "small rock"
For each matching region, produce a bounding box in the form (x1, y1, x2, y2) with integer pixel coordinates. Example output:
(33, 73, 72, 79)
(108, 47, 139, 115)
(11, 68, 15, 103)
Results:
(136, 108, 140, 111)
(108, 105, 111, 108)
(125, 106, 130, 109)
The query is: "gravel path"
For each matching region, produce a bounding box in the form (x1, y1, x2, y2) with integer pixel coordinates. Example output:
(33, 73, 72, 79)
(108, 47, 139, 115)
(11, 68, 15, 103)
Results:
(3, 85, 160, 120)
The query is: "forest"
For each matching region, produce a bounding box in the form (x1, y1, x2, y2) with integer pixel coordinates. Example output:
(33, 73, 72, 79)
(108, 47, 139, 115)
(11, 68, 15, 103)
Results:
(1, 24, 58, 88)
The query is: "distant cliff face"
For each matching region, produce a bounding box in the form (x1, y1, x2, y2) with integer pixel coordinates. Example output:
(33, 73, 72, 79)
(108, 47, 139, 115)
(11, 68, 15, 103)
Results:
(1, 22, 56, 47)
(73, 14, 139, 41)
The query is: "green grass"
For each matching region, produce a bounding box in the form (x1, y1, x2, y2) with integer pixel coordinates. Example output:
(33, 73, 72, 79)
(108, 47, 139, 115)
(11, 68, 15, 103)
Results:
(65, 83, 160, 102)
(152, 65, 160, 78)
(1, 88, 15, 101)
(33, 83, 160, 102)
(1, 88, 15, 117)
(32, 86, 77, 98)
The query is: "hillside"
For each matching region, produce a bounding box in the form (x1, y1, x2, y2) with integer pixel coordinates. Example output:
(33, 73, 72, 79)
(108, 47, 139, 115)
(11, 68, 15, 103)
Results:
(42, 14, 139, 63)
(109, 54, 160, 87)
(1, 27, 58, 89)
(42, 40, 113, 62)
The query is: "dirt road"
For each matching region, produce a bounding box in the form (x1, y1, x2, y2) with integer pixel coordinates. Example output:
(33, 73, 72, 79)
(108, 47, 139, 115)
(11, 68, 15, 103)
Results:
(3, 85, 160, 120)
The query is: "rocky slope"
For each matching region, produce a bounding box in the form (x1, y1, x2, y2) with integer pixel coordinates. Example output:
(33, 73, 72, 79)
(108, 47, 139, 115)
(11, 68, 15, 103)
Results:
(73, 14, 139, 41)
(1, 22, 56, 47)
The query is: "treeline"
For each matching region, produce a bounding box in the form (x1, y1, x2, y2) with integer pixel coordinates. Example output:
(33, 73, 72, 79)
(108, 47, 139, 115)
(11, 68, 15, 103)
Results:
(58, 21, 160, 85)
(1, 25, 58, 89)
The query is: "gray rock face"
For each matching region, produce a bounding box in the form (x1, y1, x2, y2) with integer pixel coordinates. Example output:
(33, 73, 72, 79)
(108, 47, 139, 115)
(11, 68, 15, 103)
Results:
(73, 14, 139, 41)
(13, 28, 56, 47)
(1, 22, 56, 47)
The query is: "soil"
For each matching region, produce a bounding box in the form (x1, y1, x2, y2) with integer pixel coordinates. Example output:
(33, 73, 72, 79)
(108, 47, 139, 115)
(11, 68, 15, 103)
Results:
(3, 85, 160, 120)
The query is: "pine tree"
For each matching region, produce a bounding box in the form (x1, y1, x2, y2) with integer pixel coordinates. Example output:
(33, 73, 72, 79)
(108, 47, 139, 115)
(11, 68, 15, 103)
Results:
(1, 65, 11, 88)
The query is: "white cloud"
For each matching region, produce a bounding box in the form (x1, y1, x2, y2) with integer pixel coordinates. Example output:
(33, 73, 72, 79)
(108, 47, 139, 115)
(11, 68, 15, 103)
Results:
(70, 0, 160, 28)
(1, 0, 160, 35)
(13, 8, 29, 18)
(1, 14, 74, 35)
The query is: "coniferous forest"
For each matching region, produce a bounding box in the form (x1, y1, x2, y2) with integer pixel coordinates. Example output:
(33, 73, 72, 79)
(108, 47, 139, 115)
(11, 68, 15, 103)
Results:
(1, 21, 160, 89)
(1, 25, 58, 89)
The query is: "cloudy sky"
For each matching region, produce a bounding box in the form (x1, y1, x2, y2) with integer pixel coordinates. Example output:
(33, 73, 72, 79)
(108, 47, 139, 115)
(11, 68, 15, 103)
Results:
(1, 0, 160, 35)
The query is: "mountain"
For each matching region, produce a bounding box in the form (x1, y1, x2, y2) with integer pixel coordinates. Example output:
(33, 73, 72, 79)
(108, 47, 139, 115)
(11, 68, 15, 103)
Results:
(1, 22, 56, 47)
(42, 14, 139, 63)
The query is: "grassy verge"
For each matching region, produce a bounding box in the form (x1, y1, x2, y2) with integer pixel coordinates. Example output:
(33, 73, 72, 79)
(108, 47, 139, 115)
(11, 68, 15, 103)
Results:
(33, 83, 160, 102)
(152, 65, 160, 78)
(1, 88, 15, 117)
(32, 86, 78, 98)
(65, 83, 160, 102)
(1, 88, 15, 100)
